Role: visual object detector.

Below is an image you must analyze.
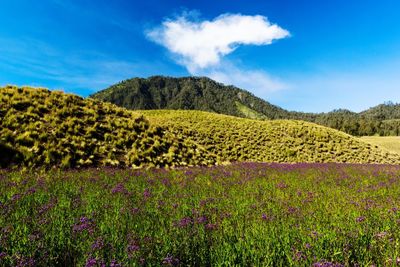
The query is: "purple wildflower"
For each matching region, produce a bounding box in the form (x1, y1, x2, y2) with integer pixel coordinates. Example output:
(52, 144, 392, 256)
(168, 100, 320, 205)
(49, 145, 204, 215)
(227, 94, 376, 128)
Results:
(110, 260, 122, 267)
(131, 207, 140, 215)
(143, 188, 151, 199)
(175, 217, 192, 228)
(16, 256, 35, 267)
(11, 193, 22, 202)
(162, 255, 179, 266)
(276, 181, 288, 189)
(91, 237, 104, 251)
(356, 216, 366, 223)
(312, 260, 344, 267)
(73, 216, 96, 235)
(111, 183, 129, 195)
(197, 215, 208, 224)
(25, 187, 36, 195)
(0, 252, 6, 259)
(85, 257, 97, 267)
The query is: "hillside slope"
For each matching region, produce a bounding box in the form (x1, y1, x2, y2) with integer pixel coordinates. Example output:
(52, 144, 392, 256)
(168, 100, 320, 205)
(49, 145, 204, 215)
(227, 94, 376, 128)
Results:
(140, 110, 400, 164)
(0, 86, 215, 168)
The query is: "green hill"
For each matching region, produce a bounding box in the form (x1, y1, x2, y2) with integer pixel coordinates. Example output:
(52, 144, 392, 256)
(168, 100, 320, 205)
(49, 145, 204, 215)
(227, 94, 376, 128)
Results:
(2, 86, 400, 169)
(90, 76, 291, 120)
(139, 110, 400, 164)
(0, 86, 215, 168)
(92, 76, 400, 136)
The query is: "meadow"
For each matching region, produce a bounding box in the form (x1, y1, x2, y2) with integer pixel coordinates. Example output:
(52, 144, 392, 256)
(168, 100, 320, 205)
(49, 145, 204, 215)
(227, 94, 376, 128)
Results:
(360, 136, 400, 155)
(2, 163, 400, 266)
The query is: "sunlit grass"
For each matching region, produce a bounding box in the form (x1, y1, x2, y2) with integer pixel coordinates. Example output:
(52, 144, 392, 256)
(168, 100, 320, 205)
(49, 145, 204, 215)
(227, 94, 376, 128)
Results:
(360, 136, 400, 155)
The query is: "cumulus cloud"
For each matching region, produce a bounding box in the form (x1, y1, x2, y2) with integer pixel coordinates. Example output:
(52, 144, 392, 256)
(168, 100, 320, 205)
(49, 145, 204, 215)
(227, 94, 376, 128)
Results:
(147, 13, 289, 72)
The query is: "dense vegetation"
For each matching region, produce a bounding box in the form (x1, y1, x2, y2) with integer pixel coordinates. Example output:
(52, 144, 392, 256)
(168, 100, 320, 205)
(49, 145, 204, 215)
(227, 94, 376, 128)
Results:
(2, 163, 400, 266)
(140, 110, 400, 164)
(92, 76, 400, 136)
(0, 86, 215, 168)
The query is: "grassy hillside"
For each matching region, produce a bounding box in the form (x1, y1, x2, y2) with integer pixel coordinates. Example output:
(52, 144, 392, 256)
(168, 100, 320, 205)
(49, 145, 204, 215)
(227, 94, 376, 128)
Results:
(139, 110, 400, 164)
(360, 136, 400, 155)
(0, 86, 216, 168)
(2, 86, 400, 168)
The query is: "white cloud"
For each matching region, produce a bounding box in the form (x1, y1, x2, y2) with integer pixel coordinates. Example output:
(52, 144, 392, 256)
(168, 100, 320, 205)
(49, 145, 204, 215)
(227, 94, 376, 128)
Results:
(147, 13, 289, 72)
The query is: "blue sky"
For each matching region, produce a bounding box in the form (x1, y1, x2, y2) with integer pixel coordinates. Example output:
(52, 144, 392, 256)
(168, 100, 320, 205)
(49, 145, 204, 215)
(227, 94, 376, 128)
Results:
(1, 0, 400, 112)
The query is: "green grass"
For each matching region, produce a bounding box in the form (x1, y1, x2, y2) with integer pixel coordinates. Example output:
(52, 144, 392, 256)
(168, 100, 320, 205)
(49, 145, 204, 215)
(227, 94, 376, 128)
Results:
(140, 110, 400, 164)
(235, 101, 268, 119)
(1, 163, 400, 266)
(360, 136, 400, 155)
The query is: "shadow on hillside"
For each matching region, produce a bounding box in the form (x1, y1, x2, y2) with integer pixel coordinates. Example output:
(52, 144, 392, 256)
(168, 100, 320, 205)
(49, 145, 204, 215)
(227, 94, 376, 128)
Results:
(0, 142, 21, 168)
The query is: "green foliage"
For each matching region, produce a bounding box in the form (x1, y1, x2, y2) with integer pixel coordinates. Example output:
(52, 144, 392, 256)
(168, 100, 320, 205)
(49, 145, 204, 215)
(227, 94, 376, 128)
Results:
(0, 86, 216, 168)
(2, 164, 400, 266)
(140, 110, 400, 164)
(92, 76, 400, 136)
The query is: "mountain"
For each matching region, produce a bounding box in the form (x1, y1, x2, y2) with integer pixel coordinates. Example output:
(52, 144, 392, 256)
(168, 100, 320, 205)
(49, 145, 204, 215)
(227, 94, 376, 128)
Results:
(90, 76, 292, 120)
(91, 76, 400, 136)
(2, 85, 400, 168)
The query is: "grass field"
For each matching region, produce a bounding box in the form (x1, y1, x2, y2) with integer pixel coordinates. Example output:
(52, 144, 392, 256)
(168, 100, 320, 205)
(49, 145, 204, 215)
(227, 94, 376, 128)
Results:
(2, 163, 400, 266)
(140, 110, 400, 164)
(360, 136, 400, 155)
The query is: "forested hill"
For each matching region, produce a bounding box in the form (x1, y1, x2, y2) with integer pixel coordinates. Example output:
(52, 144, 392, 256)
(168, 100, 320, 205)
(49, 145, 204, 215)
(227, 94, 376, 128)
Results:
(91, 76, 291, 120)
(91, 76, 400, 136)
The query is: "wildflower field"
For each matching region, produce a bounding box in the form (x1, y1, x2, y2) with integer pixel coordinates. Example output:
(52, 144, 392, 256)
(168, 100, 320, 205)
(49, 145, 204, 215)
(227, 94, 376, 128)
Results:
(1, 163, 400, 266)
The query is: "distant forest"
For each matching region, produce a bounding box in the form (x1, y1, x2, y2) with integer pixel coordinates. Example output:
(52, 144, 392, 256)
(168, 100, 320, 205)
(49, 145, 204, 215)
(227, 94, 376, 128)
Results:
(91, 76, 400, 136)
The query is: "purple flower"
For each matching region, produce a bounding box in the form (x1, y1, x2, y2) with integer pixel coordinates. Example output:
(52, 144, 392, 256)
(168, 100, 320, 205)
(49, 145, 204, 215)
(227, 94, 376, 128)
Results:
(197, 216, 207, 224)
(175, 217, 192, 228)
(162, 255, 179, 266)
(111, 183, 129, 195)
(73, 216, 96, 234)
(110, 260, 122, 267)
(261, 213, 268, 221)
(312, 261, 344, 267)
(38, 198, 57, 215)
(356, 216, 366, 223)
(276, 181, 288, 189)
(143, 188, 151, 199)
(85, 257, 97, 267)
(0, 252, 7, 259)
(91, 237, 104, 251)
(11, 193, 22, 202)
(16, 256, 35, 267)
(131, 207, 140, 214)
(25, 187, 36, 195)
